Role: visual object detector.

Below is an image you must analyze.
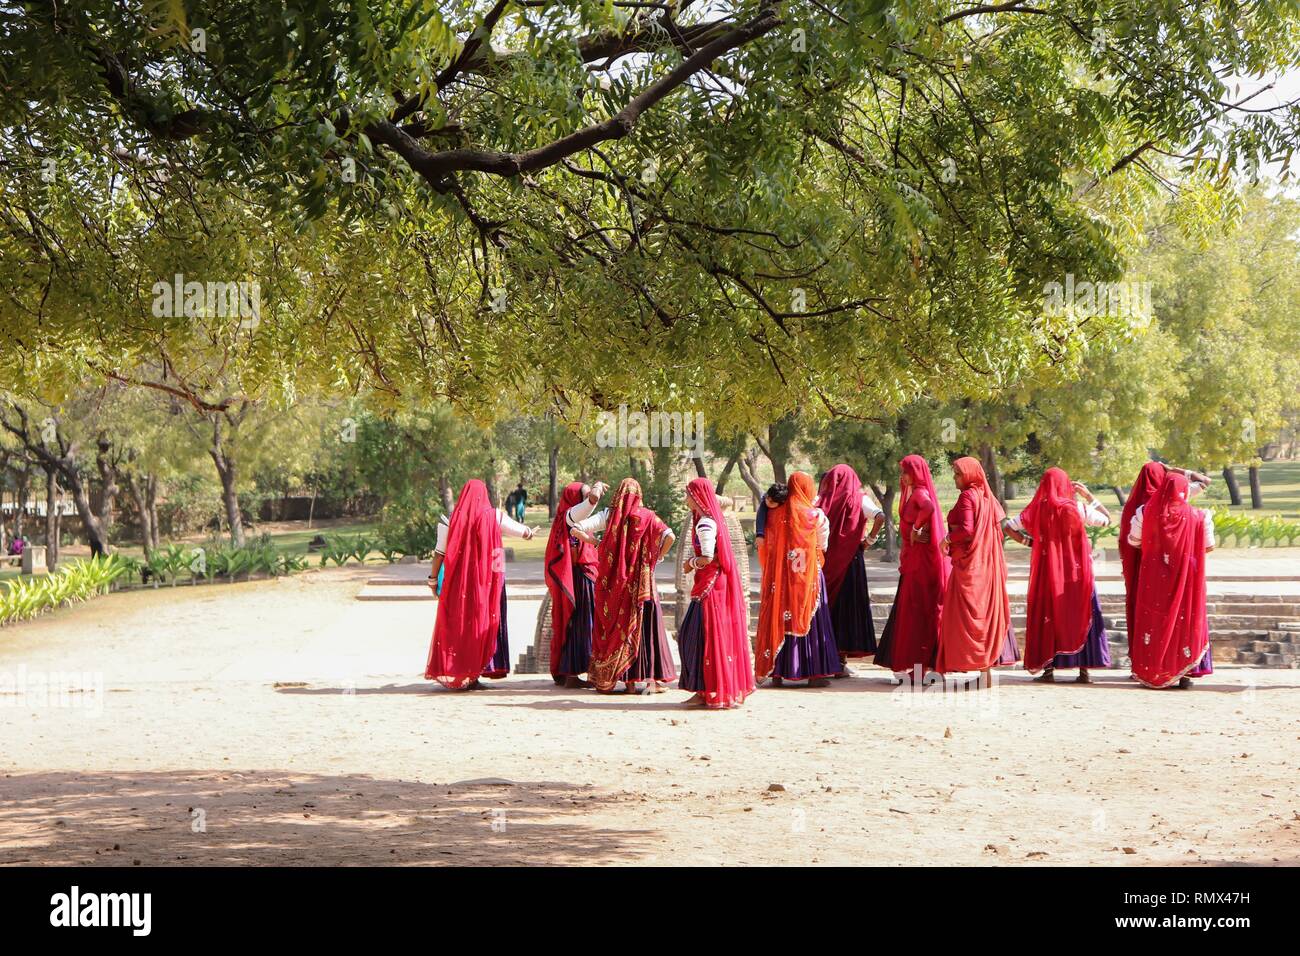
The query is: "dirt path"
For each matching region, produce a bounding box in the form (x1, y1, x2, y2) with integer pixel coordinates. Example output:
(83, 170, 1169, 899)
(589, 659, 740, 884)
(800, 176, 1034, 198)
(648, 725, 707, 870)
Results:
(1, 568, 1297, 866)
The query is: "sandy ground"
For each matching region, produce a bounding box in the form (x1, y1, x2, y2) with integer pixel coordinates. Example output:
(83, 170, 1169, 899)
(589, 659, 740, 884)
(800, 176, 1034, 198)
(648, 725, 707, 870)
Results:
(1, 567, 1297, 866)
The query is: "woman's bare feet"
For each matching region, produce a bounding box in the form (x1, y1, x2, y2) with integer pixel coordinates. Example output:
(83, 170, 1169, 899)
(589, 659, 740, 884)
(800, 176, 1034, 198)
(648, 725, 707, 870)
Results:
(684, 692, 705, 705)
(808, 677, 831, 688)
(1033, 669, 1056, 683)
(562, 675, 592, 689)
(771, 675, 784, 687)
(1178, 676, 1194, 689)
(1075, 669, 1092, 684)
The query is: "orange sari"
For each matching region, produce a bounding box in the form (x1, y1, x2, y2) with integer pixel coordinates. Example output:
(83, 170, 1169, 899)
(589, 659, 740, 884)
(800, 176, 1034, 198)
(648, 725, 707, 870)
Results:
(755, 472, 821, 680)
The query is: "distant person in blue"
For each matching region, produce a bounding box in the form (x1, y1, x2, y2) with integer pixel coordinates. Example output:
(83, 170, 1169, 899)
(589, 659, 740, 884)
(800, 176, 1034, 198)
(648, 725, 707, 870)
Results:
(504, 481, 528, 523)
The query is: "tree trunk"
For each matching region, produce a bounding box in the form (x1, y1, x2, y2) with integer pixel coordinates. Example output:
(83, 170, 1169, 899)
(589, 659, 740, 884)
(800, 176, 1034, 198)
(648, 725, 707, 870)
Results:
(736, 451, 765, 508)
(714, 452, 739, 495)
(95, 436, 119, 535)
(66, 470, 109, 556)
(14, 465, 28, 539)
(44, 467, 59, 571)
(979, 443, 1005, 511)
(1248, 465, 1263, 509)
(547, 444, 559, 519)
(126, 473, 156, 558)
(1222, 466, 1242, 506)
(1111, 485, 1127, 507)
(484, 458, 500, 508)
(148, 477, 160, 549)
(209, 416, 245, 548)
(872, 481, 898, 563)
(438, 473, 454, 513)
(307, 486, 318, 529)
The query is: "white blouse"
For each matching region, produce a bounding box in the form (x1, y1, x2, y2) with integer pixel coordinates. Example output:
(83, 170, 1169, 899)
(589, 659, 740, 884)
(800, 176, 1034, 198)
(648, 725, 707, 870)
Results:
(1128, 504, 1216, 549)
(1004, 499, 1110, 534)
(571, 507, 674, 547)
(692, 516, 718, 560)
(434, 507, 530, 555)
(861, 492, 884, 522)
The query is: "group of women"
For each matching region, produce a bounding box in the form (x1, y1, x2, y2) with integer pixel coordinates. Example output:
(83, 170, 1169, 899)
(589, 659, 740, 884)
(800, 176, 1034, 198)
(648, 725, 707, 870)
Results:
(423, 455, 1218, 706)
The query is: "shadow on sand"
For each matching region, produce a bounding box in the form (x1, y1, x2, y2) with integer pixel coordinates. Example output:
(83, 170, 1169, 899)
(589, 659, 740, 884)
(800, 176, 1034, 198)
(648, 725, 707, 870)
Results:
(0, 769, 655, 866)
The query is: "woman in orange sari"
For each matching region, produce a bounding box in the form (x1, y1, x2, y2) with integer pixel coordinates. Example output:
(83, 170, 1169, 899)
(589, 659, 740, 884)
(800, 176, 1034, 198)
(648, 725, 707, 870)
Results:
(935, 457, 1017, 684)
(754, 473, 840, 687)
(576, 478, 677, 694)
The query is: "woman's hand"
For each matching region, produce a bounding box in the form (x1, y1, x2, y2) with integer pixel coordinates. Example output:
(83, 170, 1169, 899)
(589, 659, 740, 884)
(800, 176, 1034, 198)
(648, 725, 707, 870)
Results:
(912, 524, 930, 544)
(1071, 480, 1094, 501)
(587, 481, 608, 504)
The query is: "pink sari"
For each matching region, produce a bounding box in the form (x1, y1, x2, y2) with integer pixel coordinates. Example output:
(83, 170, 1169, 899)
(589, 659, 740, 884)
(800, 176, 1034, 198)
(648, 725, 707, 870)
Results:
(686, 478, 755, 708)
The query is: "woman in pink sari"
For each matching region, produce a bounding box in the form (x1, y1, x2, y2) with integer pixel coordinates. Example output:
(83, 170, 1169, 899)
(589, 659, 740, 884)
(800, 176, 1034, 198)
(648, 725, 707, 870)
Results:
(935, 457, 1018, 683)
(874, 455, 949, 680)
(1127, 472, 1216, 688)
(577, 478, 677, 694)
(543, 481, 607, 687)
(677, 478, 756, 708)
(424, 479, 536, 690)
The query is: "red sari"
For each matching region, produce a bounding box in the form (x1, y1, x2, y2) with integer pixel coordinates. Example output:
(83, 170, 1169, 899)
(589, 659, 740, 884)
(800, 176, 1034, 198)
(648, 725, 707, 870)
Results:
(1130, 473, 1209, 688)
(1120, 461, 1166, 655)
(424, 480, 503, 689)
(935, 457, 1012, 673)
(1020, 468, 1095, 673)
(686, 478, 755, 707)
(875, 455, 949, 673)
(589, 478, 671, 691)
(544, 482, 597, 671)
(755, 472, 820, 681)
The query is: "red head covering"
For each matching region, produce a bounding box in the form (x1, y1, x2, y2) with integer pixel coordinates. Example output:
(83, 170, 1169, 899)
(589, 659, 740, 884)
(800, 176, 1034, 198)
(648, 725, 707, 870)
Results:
(589, 478, 670, 691)
(686, 478, 755, 707)
(1120, 460, 1166, 644)
(817, 464, 866, 603)
(1019, 467, 1094, 672)
(935, 457, 1012, 673)
(424, 479, 503, 688)
(545, 482, 598, 668)
(1130, 472, 1209, 687)
(899, 454, 947, 576)
(755, 471, 820, 680)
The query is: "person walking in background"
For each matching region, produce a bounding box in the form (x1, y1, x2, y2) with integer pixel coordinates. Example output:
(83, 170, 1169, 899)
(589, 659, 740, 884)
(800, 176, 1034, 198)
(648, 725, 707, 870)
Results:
(1127, 472, 1216, 688)
(575, 478, 677, 694)
(425, 479, 537, 690)
(874, 455, 949, 681)
(676, 478, 755, 708)
(543, 480, 607, 688)
(817, 464, 885, 676)
(935, 457, 1017, 685)
(1003, 468, 1112, 683)
(504, 480, 528, 523)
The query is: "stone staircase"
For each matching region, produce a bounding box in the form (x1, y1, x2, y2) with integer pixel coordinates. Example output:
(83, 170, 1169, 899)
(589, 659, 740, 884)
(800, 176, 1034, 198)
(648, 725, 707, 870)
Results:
(519, 588, 1300, 672)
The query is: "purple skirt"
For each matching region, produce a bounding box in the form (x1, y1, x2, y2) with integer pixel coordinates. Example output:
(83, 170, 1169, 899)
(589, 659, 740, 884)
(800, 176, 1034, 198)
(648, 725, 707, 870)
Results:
(1051, 588, 1112, 669)
(553, 572, 594, 676)
(624, 597, 676, 683)
(484, 586, 510, 678)
(830, 547, 877, 656)
(773, 575, 841, 680)
(677, 599, 707, 692)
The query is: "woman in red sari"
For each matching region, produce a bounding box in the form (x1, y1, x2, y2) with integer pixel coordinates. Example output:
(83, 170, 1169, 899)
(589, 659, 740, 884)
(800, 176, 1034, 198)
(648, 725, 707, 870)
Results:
(817, 464, 885, 675)
(543, 480, 607, 687)
(874, 455, 949, 680)
(1120, 460, 1211, 667)
(1128, 472, 1216, 688)
(580, 478, 677, 694)
(424, 479, 536, 690)
(1002, 468, 1110, 681)
(677, 478, 756, 708)
(935, 457, 1017, 683)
